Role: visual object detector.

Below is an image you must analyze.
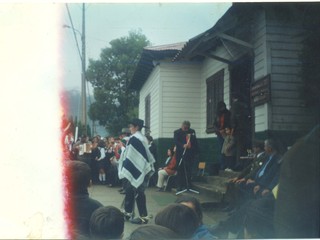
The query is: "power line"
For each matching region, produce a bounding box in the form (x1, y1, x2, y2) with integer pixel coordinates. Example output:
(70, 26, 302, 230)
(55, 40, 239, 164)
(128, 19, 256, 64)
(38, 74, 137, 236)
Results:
(65, 3, 82, 63)
(65, 3, 89, 135)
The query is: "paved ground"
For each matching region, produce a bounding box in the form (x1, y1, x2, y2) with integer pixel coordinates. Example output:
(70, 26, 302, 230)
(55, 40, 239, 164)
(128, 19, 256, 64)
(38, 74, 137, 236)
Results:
(88, 184, 228, 239)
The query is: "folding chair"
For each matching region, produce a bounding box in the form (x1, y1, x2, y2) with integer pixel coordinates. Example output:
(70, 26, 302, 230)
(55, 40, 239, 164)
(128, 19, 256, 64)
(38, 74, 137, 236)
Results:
(164, 172, 177, 191)
(197, 162, 206, 176)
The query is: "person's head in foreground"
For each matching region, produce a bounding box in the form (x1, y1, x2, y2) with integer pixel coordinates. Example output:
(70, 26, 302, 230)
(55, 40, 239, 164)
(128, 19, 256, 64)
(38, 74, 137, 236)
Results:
(155, 203, 199, 238)
(67, 160, 91, 194)
(89, 206, 124, 239)
(175, 195, 203, 225)
(128, 225, 179, 240)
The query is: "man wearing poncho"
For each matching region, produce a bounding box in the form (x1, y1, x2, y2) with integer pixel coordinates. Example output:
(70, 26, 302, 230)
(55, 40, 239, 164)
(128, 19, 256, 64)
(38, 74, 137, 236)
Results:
(118, 118, 155, 224)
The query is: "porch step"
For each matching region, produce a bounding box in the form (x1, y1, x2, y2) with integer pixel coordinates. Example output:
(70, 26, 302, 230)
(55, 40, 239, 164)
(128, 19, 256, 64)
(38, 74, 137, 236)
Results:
(192, 182, 225, 203)
(218, 170, 240, 178)
(191, 172, 240, 204)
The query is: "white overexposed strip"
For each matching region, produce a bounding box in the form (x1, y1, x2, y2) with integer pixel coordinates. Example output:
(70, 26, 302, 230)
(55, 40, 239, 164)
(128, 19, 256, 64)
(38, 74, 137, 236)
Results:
(0, 3, 66, 239)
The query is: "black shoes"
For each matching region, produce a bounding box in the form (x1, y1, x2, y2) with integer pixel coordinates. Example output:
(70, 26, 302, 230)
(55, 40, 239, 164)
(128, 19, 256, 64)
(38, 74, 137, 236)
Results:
(130, 216, 149, 224)
(156, 187, 164, 192)
(122, 211, 133, 221)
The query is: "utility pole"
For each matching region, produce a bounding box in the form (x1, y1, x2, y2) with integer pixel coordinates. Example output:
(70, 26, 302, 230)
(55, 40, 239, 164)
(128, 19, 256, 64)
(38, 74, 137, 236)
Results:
(81, 3, 87, 135)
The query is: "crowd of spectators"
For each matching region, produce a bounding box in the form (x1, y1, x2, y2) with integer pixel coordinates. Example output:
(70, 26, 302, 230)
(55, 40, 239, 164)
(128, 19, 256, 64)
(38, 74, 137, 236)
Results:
(63, 128, 131, 188)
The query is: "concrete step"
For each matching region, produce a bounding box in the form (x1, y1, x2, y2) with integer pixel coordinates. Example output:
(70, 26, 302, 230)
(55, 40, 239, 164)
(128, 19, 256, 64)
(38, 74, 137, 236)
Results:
(191, 176, 229, 204)
(192, 181, 226, 203)
(205, 176, 229, 185)
(175, 170, 241, 205)
(191, 172, 240, 204)
(218, 170, 240, 178)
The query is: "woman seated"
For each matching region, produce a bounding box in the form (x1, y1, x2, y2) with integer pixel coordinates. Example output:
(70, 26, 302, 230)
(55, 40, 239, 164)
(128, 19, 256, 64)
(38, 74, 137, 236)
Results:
(156, 146, 177, 191)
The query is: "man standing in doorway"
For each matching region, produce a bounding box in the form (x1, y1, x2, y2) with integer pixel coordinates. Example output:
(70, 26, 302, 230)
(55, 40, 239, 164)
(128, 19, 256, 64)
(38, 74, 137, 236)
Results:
(174, 120, 199, 191)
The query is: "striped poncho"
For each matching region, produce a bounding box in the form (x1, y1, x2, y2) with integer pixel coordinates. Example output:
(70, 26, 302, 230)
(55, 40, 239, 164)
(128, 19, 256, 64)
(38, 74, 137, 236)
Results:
(118, 131, 155, 188)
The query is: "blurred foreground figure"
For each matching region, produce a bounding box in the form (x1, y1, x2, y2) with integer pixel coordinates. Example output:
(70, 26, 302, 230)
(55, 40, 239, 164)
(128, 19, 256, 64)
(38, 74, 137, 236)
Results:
(274, 125, 319, 238)
(66, 160, 103, 238)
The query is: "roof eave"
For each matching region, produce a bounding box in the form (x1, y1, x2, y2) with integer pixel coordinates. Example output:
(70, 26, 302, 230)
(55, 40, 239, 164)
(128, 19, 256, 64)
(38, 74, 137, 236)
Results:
(130, 48, 181, 91)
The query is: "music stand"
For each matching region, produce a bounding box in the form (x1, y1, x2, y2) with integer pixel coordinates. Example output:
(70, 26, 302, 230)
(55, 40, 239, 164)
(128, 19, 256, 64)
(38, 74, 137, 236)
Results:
(176, 135, 199, 195)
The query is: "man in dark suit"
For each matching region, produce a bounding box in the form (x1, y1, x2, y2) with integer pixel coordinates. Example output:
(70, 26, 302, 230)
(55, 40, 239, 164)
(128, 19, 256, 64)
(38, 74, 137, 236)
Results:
(251, 139, 281, 197)
(236, 139, 281, 207)
(222, 140, 267, 212)
(174, 120, 199, 191)
(211, 139, 282, 238)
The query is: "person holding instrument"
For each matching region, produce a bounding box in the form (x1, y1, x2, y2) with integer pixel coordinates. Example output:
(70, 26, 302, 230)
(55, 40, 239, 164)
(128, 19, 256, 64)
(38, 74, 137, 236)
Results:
(174, 120, 199, 192)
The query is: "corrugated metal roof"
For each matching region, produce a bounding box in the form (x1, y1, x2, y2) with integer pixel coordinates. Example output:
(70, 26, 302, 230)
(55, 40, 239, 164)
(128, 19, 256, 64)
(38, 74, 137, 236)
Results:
(144, 42, 186, 51)
(130, 42, 186, 91)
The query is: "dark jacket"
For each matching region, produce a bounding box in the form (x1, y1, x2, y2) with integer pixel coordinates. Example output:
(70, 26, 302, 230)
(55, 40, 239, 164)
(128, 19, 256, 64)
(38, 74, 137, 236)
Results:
(72, 192, 103, 236)
(149, 142, 157, 161)
(275, 125, 319, 238)
(255, 154, 281, 190)
(239, 152, 267, 180)
(214, 109, 231, 134)
(230, 100, 249, 133)
(174, 128, 199, 162)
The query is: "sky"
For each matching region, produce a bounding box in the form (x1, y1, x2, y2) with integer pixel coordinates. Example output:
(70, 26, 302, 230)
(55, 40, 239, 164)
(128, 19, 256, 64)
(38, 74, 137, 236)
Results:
(61, 2, 232, 91)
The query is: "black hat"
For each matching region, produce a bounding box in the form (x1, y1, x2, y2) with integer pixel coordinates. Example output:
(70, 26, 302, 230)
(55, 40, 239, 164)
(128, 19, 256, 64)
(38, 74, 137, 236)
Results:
(129, 118, 145, 129)
(121, 128, 131, 134)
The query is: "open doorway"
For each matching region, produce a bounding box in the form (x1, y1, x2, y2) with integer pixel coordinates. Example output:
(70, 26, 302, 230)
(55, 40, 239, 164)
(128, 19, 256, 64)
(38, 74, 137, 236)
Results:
(229, 55, 253, 165)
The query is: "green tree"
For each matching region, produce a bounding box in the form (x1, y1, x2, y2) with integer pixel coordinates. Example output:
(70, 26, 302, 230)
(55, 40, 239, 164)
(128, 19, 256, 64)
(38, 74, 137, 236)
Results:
(86, 30, 150, 135)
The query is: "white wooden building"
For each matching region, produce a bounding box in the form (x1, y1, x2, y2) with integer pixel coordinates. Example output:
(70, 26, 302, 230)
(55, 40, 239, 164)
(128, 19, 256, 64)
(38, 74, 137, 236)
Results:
(131, 3, 319, 165)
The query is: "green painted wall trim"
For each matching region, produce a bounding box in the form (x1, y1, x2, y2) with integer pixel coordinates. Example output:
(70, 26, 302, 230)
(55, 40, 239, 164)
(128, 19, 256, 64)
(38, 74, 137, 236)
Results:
(153, 129, 306, 166)
(153, 137, 219, 167)
(150, 129, 309, 177)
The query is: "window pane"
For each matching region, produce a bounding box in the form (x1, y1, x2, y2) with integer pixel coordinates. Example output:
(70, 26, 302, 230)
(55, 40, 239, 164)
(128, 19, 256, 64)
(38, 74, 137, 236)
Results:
(206, 69, 224, 133)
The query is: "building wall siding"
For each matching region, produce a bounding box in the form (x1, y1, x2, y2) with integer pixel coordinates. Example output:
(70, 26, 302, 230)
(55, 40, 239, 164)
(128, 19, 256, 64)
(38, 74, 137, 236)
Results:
(252, 8, 270, 132)
(139, 66, 160, 136)
(266, 13, 314, 132)
(160, 62, 202, 138)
